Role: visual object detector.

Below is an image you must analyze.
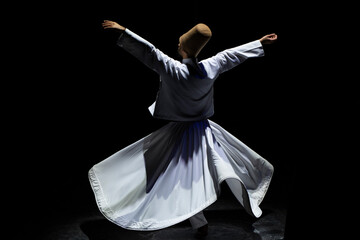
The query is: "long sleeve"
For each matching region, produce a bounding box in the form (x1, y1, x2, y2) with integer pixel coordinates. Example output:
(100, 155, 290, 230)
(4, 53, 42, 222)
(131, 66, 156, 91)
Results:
(116, 30, 265, 122)
(117, 29, 185, 80)
(201, 40, 264, 78)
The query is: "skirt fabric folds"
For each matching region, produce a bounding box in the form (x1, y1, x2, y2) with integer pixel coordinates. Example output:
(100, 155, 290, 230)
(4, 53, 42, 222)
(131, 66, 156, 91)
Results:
(88, 119, 274, 231)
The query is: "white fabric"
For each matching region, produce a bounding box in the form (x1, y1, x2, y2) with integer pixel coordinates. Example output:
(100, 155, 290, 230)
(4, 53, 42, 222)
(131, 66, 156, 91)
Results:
(117, 29, 264, 122)
(88, 120, 273, 231)
(89, 28, 272, 231)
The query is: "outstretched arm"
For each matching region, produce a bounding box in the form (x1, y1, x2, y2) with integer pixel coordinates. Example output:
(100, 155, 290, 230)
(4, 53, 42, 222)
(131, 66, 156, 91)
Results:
(259, 33, 278, 45)
(201, 33, 277, 76)
(102, 20, 185, 79)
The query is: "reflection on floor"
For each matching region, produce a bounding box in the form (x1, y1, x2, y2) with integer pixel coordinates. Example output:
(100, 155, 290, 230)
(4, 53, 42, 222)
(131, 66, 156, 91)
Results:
(41, 197, 286, 240)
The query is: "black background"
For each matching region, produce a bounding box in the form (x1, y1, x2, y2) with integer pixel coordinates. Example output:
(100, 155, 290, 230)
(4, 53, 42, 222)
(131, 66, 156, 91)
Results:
(7, 1, 353, 239)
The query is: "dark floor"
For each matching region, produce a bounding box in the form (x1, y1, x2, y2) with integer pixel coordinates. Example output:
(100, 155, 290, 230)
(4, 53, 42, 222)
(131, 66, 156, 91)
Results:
(39, 197, 287, 240)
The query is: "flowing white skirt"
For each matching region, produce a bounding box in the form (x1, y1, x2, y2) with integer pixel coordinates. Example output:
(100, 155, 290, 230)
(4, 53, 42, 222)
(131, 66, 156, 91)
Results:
(88, 120, 273, 231)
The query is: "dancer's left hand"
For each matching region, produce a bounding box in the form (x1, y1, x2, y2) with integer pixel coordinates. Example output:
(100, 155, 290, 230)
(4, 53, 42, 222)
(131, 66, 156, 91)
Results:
(102, 20, 126, 31)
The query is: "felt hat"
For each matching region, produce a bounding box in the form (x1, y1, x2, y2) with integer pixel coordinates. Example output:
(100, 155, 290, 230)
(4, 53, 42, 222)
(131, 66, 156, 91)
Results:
(179, 23, 212, 57)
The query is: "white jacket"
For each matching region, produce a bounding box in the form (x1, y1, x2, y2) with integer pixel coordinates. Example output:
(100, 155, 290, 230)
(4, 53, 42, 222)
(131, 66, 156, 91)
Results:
(117, 29, 264, 121)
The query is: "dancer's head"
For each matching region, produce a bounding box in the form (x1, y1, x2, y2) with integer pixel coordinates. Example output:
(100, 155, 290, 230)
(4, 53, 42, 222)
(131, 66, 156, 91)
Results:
(178, 23, 212, 59)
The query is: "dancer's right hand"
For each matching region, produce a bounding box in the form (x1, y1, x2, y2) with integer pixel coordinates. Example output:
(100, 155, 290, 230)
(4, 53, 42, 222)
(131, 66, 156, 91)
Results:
(259, 33, 278, 45)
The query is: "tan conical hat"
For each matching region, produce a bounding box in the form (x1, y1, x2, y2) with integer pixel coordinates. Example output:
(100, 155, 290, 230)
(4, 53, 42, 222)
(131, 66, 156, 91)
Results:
(179, 23, 212, 57)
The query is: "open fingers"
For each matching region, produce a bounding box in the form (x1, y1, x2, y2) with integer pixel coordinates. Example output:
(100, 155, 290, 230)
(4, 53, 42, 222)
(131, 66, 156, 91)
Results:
(102, 20, 115, 28)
